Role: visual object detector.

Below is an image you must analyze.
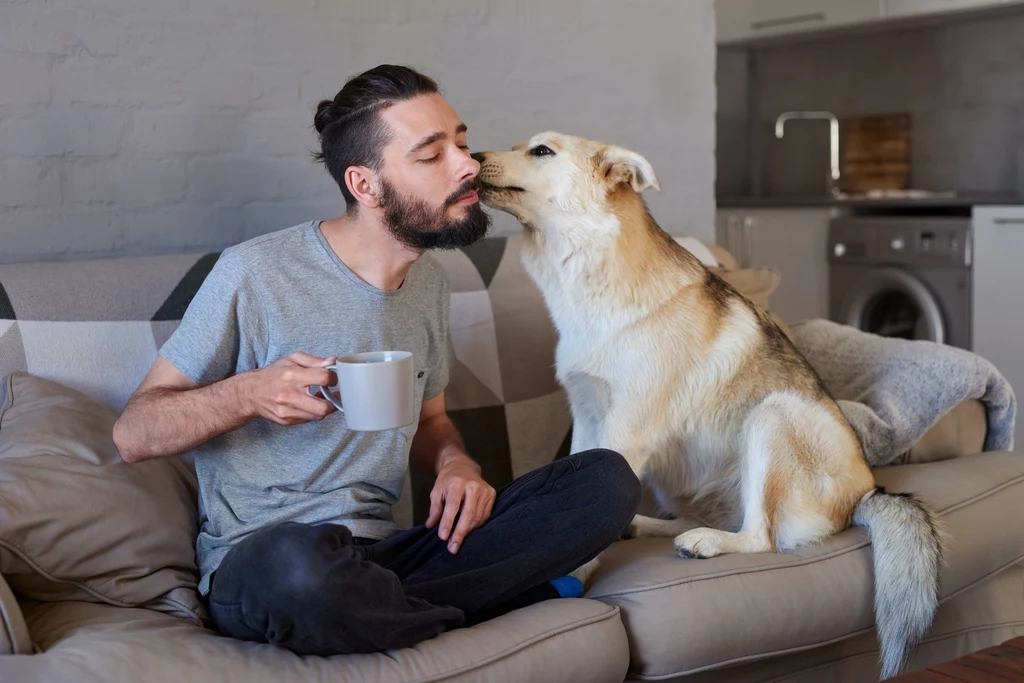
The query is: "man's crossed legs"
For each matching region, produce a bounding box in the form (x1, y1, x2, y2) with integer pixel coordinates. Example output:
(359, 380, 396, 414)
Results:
(208, 449, 641, 655)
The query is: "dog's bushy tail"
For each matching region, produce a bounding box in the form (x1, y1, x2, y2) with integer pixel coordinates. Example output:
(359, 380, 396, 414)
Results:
(853, 488, 944, 680)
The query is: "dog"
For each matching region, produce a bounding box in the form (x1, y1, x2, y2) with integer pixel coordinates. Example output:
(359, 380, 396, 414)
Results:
(472, 133, 945, 679)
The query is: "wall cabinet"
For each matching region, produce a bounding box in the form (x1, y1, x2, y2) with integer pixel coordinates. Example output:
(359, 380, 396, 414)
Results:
(883, 0, 1022, 20)
(716, 0, 1024, 44)
(716, 0, 882, 44)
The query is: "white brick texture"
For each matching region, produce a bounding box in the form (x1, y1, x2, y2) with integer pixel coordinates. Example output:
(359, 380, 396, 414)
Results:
(0, 53, 51, 106)
(1, 0, 716, 263)
(67, 159, 187, 205)
(0, 161, 62, 208)
(0, 107, 131, 157)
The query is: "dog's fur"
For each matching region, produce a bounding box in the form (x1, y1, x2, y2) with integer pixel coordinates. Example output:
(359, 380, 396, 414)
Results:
(473, 133, 945, 679)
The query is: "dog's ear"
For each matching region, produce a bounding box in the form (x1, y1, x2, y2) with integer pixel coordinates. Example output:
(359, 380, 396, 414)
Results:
(593, 145, 661, 193)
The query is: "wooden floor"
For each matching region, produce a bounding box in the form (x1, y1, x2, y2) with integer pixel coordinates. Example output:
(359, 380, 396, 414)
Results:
(891, 637, 1024, 681)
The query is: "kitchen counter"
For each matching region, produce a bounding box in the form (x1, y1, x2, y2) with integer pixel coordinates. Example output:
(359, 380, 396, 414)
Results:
(717, 192, 1023, 209)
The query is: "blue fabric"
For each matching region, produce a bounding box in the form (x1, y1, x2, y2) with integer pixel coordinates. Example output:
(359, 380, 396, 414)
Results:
(550, 576, 585, 598)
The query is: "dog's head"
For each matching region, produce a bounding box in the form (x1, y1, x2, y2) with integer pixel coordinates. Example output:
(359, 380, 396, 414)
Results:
(472, 132, 660, 236)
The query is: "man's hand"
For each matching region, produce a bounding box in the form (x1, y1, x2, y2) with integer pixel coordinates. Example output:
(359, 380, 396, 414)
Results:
(426, 452, 496, 554)
(246, 351, 338, 425)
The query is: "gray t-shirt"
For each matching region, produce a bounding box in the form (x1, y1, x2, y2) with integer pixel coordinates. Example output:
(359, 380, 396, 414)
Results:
(159, 221, 450, 595)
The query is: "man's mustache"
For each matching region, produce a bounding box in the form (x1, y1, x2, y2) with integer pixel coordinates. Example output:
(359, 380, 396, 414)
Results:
(444, 177, 483, 208)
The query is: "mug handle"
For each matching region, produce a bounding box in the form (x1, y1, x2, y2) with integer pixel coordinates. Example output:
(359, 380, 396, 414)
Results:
(315, 384, 344, 414)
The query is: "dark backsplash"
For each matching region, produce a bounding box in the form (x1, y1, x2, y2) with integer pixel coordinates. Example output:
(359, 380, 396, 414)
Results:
(717, 9, 1024, 198)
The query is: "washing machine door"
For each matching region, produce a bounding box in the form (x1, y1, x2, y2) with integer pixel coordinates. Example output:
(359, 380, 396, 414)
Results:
(842, 267, 946, 344)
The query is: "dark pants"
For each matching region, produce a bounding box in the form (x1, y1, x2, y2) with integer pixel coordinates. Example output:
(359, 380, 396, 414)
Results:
(208, 449, 641, 656)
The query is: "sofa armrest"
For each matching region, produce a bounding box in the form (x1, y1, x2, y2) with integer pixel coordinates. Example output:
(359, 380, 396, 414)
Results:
(903, 399, 987, 465)
(0, 572, 32, 655)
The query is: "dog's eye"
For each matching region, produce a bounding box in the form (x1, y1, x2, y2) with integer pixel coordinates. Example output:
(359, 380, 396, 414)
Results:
(530, 145, 555, 157)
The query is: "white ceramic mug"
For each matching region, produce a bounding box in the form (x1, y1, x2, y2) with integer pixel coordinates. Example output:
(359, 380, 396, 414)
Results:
(316, 351, 416, 431)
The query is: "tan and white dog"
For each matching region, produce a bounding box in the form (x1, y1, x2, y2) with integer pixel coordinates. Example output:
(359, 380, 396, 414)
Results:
(472, 133, 944, 679)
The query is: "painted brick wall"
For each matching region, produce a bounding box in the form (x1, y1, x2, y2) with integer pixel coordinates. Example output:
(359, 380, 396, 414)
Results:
(0, 0, 716, 263)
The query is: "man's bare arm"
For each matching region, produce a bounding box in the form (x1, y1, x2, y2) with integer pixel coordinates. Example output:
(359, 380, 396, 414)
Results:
(113, 352, 337, 463)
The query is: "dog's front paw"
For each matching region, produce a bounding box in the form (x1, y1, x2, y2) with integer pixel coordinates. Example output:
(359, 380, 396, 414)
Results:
(674, 528, 722, 559)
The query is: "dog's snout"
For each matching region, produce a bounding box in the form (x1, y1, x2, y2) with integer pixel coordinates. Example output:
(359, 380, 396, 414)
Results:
(470, 152, 487, 163)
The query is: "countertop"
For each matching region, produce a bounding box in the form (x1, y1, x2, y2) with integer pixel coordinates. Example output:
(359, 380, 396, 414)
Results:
(717, 192, 1023, 209)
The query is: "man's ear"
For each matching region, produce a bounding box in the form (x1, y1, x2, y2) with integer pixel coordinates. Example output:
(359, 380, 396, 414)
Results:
(345, 166, 381, 208)
(592, 145, 661, 193)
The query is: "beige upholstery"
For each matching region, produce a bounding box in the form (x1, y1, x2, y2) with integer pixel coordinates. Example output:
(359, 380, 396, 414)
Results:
(0, 373, 205, 624)
(644, 561, 1024, 683)
(0, 573, 31, 655)
(588, 452, 1024, 680)
(3, 598, 628, 683)
(906, 399, 988, 464)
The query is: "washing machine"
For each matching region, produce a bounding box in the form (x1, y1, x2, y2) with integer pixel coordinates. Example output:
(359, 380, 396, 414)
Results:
(828, 216, 973, 350)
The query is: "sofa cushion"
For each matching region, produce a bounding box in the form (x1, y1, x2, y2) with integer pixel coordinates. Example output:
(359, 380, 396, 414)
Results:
(648, 562, 1024, 683)
(0, 572, 31, 655)
(587, 452, 1024, 679)
(1, 598, 628, 683)
(0, 372, 205, 625)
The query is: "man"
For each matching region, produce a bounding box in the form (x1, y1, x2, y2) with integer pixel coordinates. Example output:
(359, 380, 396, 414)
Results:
(113, 64, 640, 656)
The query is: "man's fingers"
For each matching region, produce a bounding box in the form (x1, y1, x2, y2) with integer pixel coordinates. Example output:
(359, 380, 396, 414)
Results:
(291, 392, 336, 419)
(477, 487, 496, 525)
(449, 492, 479, 554)
(296, 367, 334, 388)
(460, 487, 495, 549)
(438, 489, 463, 542)
(426, 489, 443, 529)
(288, 350, 322, 367)
(289, 351, 335, 368)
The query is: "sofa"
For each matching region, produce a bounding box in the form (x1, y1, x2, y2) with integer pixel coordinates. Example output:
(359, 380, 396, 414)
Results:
(0, 234, 1022, 683)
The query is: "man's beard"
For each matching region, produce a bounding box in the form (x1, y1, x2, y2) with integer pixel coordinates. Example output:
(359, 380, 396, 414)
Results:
(378, 176, 492, 250)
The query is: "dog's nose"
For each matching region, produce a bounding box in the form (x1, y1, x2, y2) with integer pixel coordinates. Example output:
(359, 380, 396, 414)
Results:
(470, 152, 487, 163)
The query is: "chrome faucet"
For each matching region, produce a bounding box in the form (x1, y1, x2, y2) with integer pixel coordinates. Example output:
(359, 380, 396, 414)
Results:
(775, 111, 841, 197)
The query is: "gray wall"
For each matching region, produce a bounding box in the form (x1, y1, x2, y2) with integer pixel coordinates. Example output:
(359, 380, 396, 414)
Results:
(0, 0, 717, 264)
(717, 8, 1024, 198)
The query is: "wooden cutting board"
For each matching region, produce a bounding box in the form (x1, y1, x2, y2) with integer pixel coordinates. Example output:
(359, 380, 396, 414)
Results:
(840, 113, 910, 193)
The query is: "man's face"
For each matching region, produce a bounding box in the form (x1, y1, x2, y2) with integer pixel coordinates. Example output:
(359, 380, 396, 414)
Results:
(375, 93, 490, 250)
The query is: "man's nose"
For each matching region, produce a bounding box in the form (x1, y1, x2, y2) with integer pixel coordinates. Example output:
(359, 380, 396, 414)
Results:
(456, 148, 480, 184)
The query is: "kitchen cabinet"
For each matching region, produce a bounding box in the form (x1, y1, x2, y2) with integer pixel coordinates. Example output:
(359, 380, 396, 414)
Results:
(715, 207, 834, 326)
(716, 0, 1024, 44)
(716, 0, 882, 44)
(883, 0, 1023, 19)
(970, 206, 1024, 449)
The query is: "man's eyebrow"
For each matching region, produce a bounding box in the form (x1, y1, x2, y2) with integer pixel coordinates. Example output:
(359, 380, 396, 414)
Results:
(407, 123, 469, 156)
